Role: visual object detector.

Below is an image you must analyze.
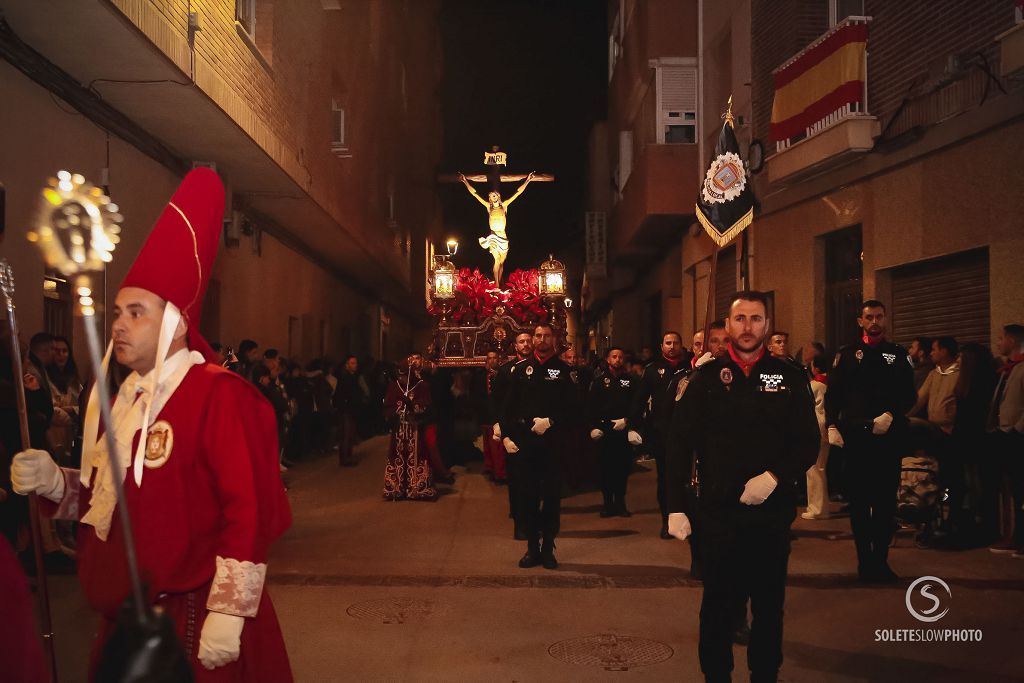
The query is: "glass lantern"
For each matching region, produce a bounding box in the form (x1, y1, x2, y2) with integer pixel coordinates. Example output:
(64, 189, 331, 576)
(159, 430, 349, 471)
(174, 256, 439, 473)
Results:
(538, 254, 566, 298)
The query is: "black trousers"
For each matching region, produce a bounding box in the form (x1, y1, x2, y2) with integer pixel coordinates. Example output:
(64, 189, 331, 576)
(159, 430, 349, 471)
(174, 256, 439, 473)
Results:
(519, 435, 562, 548)
(647, 429, 669, 520)
(698, 503, 793, 680)
(845, 432, 901, 571)
(506, 453, 522, 521)
(599, 432, 632, 505)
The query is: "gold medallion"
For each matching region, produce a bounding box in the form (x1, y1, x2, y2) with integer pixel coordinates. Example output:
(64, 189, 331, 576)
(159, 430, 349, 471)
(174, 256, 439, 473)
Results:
(144, 420, 174, 469)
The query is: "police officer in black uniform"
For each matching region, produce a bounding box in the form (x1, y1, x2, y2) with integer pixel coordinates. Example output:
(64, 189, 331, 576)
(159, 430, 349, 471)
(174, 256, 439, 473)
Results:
(500, 324, 577, 569)
(666, 291, 819, 683)
(589, 347, 643, 517)
(490, 331, 533, 540)
(632, 331, 693, 537)
(825, 299, 916, 582)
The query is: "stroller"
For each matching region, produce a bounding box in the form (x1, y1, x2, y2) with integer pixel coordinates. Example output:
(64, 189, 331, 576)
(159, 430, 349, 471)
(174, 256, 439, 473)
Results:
(896, 451, 944, 547)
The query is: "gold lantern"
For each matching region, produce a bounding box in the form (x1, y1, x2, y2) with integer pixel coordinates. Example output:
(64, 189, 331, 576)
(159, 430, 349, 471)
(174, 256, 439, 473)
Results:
(433, 258, 456, 300)
(538, 254, 566, 298)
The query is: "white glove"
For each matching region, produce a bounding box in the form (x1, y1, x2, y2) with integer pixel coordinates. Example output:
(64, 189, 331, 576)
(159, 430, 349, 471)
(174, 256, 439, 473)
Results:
(590, 429, 604, 441)
(667, 512, 692, 541)
(827, 426, 845, 448)
(627, 430, 642, 446)
(739, 471, 778, 505)
(872, 412, 894, 435)
(531, 417, 552, 435)
(695, 352, 713, 367)
(611, 418, 626, 431)
(11, 449, 65, 502)
(197, 611, 245, 670)
(492, 423, 502, 441)
(502, 437, 520, 454)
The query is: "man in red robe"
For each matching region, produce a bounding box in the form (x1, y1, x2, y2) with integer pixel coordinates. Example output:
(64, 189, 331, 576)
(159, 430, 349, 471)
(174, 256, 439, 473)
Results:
(10, 168, 292, 680)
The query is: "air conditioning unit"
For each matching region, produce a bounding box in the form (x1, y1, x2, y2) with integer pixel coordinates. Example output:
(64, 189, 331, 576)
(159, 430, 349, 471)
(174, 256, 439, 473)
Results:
(192, 160, 217, 173)
(223, 210, 243, 248)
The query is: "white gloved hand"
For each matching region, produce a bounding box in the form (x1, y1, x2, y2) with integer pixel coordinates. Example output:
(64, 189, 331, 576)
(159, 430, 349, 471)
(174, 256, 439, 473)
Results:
(695, 352, 713, 367)
(531, 417, 552, 435)
(590, 429, 604, 441)
(627, 430, 643, 446)
(197, 611, 245, 670)
(492, 423, 502, 441)
(502, 437, 520, 454)
(827, 426, 845, 448)
(872, 412, 894, 435)
(739, 471, 778, 505)
(611, 418, 626, 431)
(11, 449, 65, 502)
(667, 512, 692, 541)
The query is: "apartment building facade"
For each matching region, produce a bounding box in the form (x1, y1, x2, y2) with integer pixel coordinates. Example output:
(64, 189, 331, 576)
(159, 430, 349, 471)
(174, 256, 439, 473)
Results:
(0, 0, 442, 364)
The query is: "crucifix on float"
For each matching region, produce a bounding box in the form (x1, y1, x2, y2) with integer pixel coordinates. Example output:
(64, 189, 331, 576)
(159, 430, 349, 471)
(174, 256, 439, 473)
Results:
(440, 147, 554, 285)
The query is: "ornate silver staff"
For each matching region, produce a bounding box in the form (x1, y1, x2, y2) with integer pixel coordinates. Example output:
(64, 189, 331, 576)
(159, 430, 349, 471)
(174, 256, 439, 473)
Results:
(27, 171, 147, 621)
(0, 259, 58, 681)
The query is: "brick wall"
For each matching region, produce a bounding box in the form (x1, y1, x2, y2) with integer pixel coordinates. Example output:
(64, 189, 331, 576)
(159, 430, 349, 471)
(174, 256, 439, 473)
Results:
(865, 0, 1014, 123)
(750, 0, 827, 142)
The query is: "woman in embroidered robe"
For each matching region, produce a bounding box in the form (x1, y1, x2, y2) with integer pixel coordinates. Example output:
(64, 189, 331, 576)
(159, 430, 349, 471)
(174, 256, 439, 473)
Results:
(383, 355, 437, 501)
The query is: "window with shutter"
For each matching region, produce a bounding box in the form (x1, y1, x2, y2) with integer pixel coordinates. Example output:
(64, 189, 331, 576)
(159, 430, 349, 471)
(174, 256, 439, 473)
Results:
(618, 131, 633, 190)
(891, 248, 990, 347)
(658, 65, 697, 144)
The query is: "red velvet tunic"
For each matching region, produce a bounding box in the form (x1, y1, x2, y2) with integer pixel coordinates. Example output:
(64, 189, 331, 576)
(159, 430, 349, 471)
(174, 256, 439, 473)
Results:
(71, 363, 292, 681)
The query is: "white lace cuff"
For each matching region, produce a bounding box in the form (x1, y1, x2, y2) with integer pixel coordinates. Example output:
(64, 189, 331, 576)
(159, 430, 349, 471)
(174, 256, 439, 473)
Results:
(51, 468, 80, 520)
(206, 555, 267, 618)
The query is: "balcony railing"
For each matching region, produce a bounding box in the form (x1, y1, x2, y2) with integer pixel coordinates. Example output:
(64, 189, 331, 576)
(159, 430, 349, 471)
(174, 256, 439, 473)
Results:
(772, 17, 872, 153)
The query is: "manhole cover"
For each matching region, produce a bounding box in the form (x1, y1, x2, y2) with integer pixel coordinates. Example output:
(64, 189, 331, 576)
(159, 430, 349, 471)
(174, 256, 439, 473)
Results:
(548, 633, 673, 671)
(346, 597, 439, 624)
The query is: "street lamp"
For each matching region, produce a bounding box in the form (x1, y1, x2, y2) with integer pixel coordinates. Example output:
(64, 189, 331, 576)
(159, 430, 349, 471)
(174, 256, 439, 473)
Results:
(446, 238, 459, 257)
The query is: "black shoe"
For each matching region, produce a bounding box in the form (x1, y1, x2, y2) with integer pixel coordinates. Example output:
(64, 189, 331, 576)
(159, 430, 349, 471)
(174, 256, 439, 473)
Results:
(518, 549, 541, 569)
(872, 563, 899, 583)
(732, 619, 750, 646)
(660, 523, 672, 540)
(616, 503, 632, 518)
(541, 549, 558, 570)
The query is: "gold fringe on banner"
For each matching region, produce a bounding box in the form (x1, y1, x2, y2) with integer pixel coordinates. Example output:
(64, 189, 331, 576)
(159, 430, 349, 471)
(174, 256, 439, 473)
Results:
(695, 204, 754, 248)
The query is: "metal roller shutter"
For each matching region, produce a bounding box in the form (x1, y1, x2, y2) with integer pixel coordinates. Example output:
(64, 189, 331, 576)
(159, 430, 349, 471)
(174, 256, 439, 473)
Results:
(891, 248, 989, 347)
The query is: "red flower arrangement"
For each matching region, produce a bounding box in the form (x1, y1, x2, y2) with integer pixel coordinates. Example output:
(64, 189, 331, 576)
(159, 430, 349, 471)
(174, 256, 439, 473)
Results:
(429, 267, 549, 327)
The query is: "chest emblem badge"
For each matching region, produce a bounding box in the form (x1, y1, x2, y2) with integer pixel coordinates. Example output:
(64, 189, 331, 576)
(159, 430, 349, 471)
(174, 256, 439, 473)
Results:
(760, 373, 785, 392)
(855, 349, 864, 361)
(144, 420, 173, 469)
(525, 365, 534, 376)
(658, 368, 665, 377)
(882, 352, 896, 365)
(720, 367, 733, 385)
(619, 379, 631, 387)
(604, 377, 611, 386)
(547, 368, 561, 379)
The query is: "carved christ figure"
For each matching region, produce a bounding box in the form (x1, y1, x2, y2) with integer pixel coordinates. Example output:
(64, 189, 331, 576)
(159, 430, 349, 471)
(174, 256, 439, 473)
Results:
(458, 171, 536, 285)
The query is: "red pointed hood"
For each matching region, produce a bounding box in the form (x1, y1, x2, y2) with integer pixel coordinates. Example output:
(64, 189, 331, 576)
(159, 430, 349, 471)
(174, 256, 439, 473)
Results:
(119, 168, 224, 362)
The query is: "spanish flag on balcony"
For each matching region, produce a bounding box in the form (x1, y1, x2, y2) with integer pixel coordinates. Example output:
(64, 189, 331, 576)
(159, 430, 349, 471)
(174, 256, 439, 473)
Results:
(770, 21, 867, 142)
(695, 100, 755, 248)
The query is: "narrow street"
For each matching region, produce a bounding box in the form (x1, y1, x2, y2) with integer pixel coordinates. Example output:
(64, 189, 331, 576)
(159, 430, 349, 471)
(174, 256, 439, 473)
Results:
(46, 436, 1024, 681)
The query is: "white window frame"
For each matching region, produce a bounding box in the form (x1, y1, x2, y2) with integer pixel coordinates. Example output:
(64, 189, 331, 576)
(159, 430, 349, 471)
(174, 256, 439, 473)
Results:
(236, 0, 256, 39)
(829, 0, 865, 27)
(330, 99, 349, 157)
(654, 59, 698, 145)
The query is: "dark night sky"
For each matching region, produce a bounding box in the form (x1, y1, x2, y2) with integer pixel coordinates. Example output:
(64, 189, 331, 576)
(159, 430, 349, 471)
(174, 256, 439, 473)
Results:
(437, 0, 607, 277)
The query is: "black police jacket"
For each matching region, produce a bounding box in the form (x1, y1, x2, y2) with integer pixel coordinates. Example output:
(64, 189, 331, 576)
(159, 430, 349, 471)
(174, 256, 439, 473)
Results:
(632, 354, 693, 436)
(588, 363, 640, 431)
(824, 338, 916, 436)
(666, 349, 820, 513)
(498, 353, 578, 444)
(489, 357, 529, 425)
